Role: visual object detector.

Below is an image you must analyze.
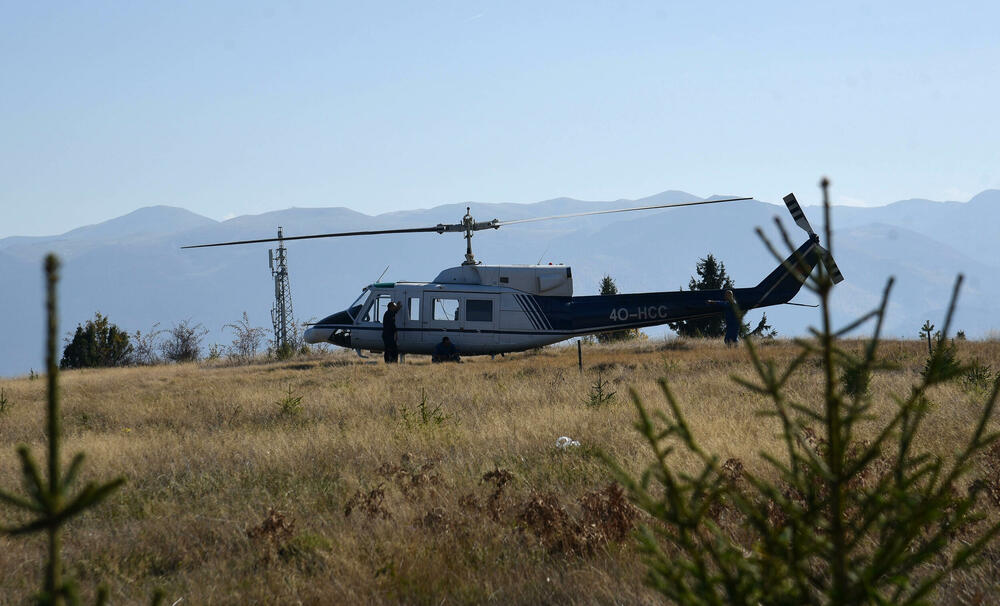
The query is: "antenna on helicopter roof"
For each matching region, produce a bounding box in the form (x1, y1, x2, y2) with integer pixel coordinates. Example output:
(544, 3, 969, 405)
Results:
(536, 244, 551, 265)
(269, 227, 297, 352)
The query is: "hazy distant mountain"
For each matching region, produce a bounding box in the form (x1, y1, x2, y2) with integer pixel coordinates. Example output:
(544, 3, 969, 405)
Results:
(2, 190, 997, 377)
(823, 189, 1000, 263)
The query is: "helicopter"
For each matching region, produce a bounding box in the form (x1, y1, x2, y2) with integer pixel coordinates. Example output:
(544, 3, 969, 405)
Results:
(183, 193, 843, 357)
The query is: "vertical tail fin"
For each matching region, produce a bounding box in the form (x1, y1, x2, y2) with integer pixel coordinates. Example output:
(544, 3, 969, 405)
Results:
(749, 239, 821, 308)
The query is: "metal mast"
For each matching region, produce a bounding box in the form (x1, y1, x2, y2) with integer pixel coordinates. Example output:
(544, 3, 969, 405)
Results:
(268, 227, 296, 351)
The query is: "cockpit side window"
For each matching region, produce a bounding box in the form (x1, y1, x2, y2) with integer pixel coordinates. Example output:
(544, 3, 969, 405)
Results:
(362, 293, 393, 323)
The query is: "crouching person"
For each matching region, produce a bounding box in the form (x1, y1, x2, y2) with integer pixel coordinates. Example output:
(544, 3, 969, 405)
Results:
(431, 336, 461, 363)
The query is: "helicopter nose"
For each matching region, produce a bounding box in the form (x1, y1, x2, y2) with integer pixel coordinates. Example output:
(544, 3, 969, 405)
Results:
(304, 326, 332, 344)
(304, 326, 352, 348)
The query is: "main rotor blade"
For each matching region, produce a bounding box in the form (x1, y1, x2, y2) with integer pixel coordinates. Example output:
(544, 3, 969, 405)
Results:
(496, 196, 752, 226)
(181, 225, 445, 249)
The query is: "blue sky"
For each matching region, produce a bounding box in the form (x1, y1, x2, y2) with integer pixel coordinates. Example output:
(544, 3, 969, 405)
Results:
(2, 1, 998, 238)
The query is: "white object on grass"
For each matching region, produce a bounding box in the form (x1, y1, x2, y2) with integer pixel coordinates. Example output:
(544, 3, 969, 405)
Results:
(556, 436, 581, 449)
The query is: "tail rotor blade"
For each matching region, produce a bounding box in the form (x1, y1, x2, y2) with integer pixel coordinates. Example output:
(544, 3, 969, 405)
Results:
(814, 243, 845, 284)
(783, 193, 815, 235)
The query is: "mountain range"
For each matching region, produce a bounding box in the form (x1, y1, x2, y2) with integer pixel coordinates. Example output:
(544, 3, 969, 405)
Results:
(2, 189, 998, 377)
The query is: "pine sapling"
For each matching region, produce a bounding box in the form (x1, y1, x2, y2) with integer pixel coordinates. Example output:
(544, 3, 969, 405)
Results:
(0, 255, 125, 605)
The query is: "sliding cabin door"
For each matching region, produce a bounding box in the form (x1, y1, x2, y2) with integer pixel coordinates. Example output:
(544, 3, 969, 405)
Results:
(422, 293, 498, 354)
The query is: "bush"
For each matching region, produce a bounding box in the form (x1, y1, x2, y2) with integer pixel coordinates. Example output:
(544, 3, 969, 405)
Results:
(273, 341, 296, 361)
(225, 311, 268, 363)
(130, 323, 163, 366)
(60, 312, 133, 369)
(604, 180, 1000, 604)
(161, 320, 208, 363)
(963, 361, 995, 394)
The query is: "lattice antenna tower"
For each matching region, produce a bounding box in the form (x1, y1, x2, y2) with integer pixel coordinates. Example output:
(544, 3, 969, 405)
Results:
(268, 227, 296, 350)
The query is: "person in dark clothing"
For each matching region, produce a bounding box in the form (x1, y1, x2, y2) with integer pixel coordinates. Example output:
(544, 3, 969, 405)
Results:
(431, 336, 461, 363)
(382, 301, 400, 363)
(708, 290, 742, 346)
(723, 290, 741, 347)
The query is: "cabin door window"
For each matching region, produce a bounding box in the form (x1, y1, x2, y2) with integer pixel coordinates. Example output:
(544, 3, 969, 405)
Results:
(432, 298, 460, 322)
(408, 297, 421, 322)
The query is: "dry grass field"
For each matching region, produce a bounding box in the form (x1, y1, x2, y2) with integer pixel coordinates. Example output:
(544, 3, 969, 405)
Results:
(2, 337, 1000, 605)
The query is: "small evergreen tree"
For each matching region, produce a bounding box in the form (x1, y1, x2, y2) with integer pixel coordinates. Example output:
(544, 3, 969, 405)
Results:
(745, 312, 777, 340)
(60, 312, 133, 369)
(920, 320, 935, 355)
(668, 253, 736, 338)
(596, 275, 640, 343)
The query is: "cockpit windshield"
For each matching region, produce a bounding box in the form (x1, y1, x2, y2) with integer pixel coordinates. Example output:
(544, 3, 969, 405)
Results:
(346, 289, 368, 321)
(361, 292, 394, 323)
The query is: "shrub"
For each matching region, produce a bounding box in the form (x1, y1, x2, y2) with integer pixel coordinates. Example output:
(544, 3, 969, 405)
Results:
(225, 311, 268, 363)
(604, 180, 1000, 604)
(129, 323, 162, 366)
(963, 361, 995, 395)
(160, 319, 208, 363)
(60, 312, 132, 369)
(839, 359, 872, 399)
(273, 341, 296, 361)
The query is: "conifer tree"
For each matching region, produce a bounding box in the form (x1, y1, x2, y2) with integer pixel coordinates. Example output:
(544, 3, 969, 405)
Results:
(60, 313, 132, 369)
(668, 253, 735, 338)
(596, 275, 640, 343)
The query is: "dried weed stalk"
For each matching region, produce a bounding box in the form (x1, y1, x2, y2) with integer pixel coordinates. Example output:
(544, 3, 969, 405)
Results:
(247, 507, 296, 564)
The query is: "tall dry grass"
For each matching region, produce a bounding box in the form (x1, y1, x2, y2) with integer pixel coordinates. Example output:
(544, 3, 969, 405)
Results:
(1, 338, 999, 604)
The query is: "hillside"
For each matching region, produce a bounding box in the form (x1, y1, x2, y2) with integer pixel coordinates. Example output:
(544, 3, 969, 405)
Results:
(1, 340, 999, 603)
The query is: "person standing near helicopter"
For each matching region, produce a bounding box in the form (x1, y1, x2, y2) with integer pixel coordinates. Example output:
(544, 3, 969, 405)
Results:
(382, 301, 401, 363)
(723, 290, 741, 346)
(706, 290, 742, 346)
